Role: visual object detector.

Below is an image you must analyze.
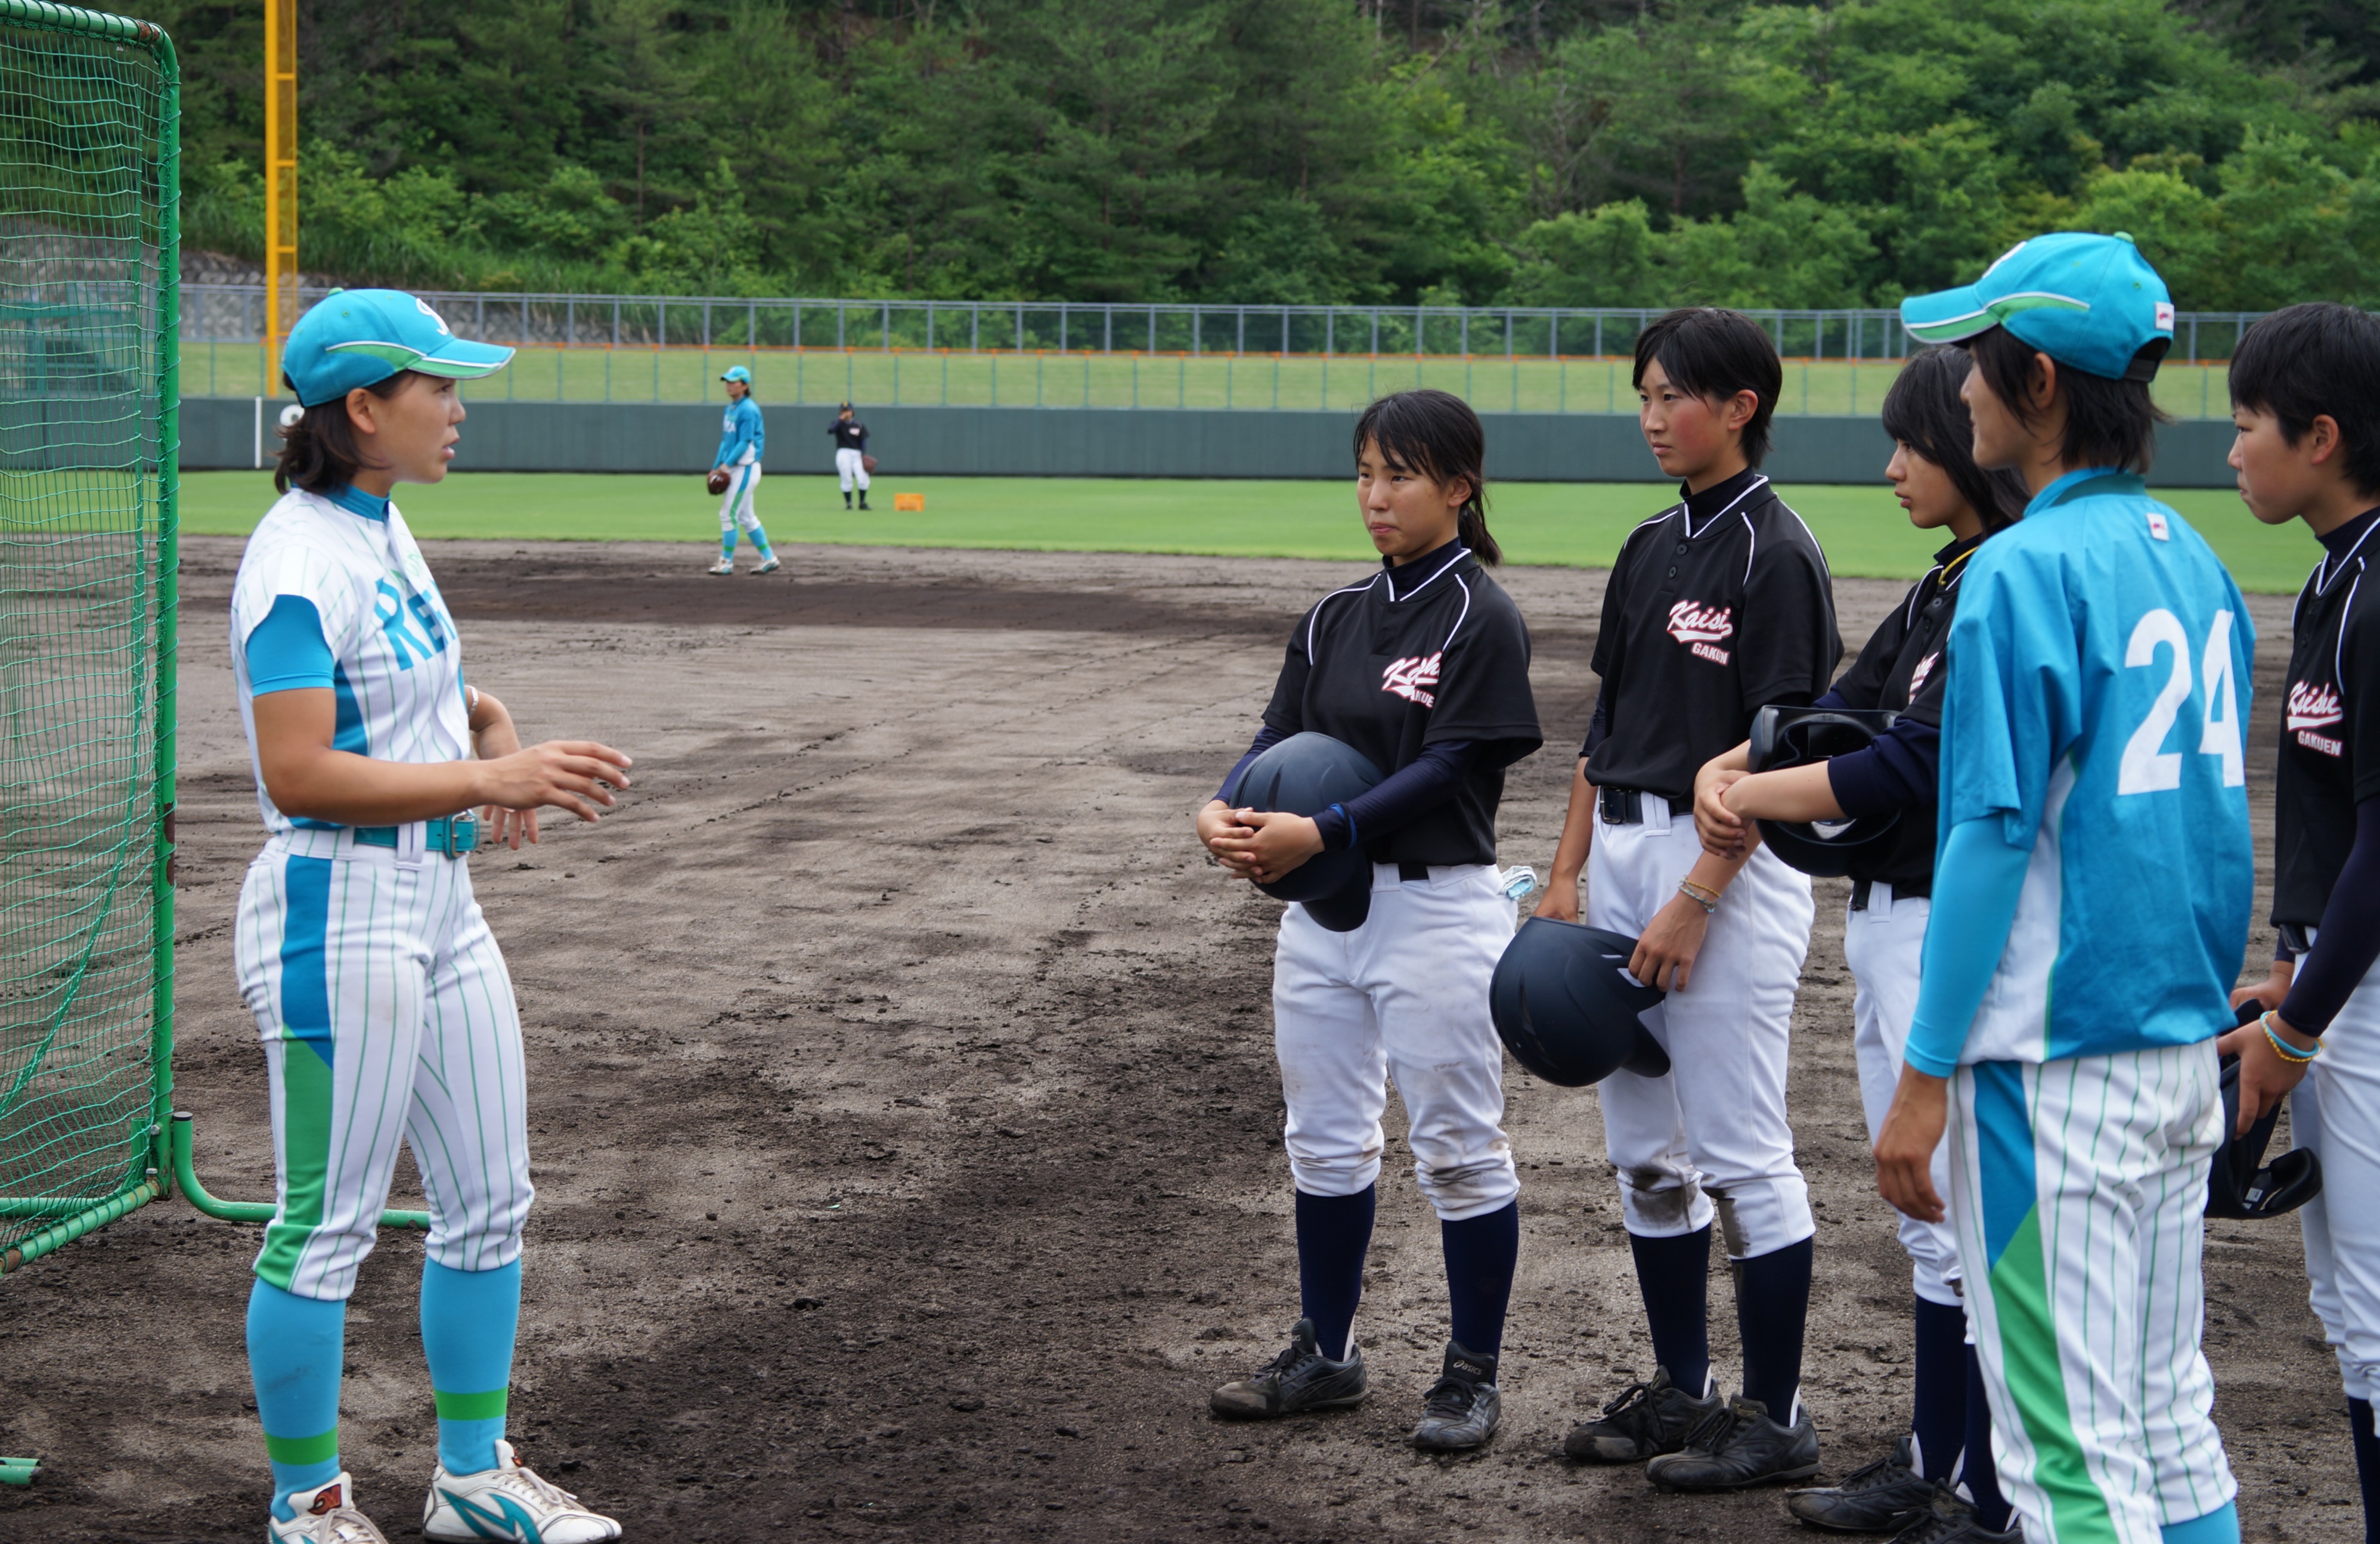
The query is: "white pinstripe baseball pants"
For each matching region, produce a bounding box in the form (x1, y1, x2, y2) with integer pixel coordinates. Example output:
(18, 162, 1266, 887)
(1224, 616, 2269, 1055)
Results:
(233, 829, 533, 1301)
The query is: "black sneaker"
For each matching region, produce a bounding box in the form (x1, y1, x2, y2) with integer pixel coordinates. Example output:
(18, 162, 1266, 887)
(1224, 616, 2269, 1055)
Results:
(1410, 1341, 1501, 1452)
(1563, 1365, 1724, 1464)
(1885, 1494, 2023, 1544)
(1645, 1396, 1821, 1490)
(1786, 1435, 1941, 1531)
(1209, 1319, 1368, 1419)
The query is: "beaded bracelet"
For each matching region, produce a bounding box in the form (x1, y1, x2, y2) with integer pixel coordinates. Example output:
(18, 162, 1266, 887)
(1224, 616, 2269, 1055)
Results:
(1676, 878, 1719, 915)
(2262, 1011, 2321, 1064)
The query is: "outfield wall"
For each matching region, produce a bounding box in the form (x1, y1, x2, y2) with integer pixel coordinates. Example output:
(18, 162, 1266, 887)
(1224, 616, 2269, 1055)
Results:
(177, 398, 2240, 487)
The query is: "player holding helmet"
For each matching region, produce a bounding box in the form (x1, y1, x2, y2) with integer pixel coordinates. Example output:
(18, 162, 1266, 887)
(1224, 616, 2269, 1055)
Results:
(2223, 300, 2380, 1544)
(1195, 389, 1541, 1452)
(1696, 345, 2026, 1540)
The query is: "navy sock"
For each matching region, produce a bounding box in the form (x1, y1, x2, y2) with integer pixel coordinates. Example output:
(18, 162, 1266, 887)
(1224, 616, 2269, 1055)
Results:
(1294, 1186, 1375, 1361)
(1439, 1202, 1519, 1360)
(1911, 1295, 1967, 1483)
(2351, 1399, 2380, 1544)
(1963, 1341, 2011, 1531)
(1733, 1236, 1813, 1421)
(1628, 1225, 1711, 1396)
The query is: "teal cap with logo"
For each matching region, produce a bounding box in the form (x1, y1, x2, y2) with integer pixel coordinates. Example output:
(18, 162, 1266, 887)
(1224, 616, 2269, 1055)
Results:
(720, 364, 752, 384)
(281, 289, 515, 406)
(1899, 231, 2175, 382)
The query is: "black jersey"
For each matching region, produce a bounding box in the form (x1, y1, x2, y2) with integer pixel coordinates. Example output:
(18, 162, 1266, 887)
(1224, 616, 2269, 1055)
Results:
(1262, 542, 1542, 866)
(829, 418, 869, 451)
(1583, 469, 1840, 801)
(1825, 534, 1978, 892)
(2274, 510, 2380, 925)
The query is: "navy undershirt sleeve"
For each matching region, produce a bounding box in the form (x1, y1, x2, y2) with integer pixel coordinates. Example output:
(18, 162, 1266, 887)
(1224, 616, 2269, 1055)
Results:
(1579, 686, 1609, 762)
(2280, 795, 2380, 1035)
(1216, 724, 1288, 804)
(1824, 718, 1941, 821)
(1315, 741, 1478, 850)
(245, 594, 335, 695)
(1812, 688, 1851, 712)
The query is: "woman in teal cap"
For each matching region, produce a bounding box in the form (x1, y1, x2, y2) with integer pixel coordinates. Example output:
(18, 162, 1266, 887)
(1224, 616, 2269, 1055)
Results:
(231, 288, 631, 1543)
(709, 363, 777, 574)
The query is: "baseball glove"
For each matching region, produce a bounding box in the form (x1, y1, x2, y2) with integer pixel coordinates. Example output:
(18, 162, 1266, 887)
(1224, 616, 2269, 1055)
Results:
(861, 454, 879, 475)
(706, 468, 732, 496)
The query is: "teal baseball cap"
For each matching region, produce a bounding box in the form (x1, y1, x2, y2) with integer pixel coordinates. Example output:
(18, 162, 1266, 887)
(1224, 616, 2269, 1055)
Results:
(281, 289, 515, 406)
(720, 364, 752, 384)
(1901, 231, 2176, 382)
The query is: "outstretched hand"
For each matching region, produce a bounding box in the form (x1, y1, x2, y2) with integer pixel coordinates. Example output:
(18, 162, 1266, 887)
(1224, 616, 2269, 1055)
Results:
(471, 741, 633, 830)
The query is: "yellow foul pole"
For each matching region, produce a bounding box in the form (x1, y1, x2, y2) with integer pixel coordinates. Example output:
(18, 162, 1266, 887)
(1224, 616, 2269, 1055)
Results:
(263, 0, 297, 376)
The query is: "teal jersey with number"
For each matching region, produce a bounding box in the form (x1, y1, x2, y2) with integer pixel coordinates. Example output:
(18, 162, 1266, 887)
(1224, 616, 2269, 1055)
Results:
(1935, 468, 2254, 1064)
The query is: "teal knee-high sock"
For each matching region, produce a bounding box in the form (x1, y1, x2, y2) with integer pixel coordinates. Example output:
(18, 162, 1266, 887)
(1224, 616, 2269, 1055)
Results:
(2161, 1500, 2239, 1544)
(420, 1259, 520, 1475)
(720, 528, 736, 558)
(748, 523, 773, 556)
(247, 1277, 346, 1521)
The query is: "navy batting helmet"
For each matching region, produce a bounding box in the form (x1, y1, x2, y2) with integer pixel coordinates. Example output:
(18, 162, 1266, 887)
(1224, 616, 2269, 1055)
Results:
(1221, 731, 1383, 932)
(1489, 918, 1672, 1087)
(2208, 1005, 2323, 1220)
(1748, 705, 1902, 879)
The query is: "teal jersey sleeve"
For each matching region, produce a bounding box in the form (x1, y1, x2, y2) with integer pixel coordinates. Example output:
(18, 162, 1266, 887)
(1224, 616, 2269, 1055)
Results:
(715, 398, 763, 466)
(244, 593, 336, 696)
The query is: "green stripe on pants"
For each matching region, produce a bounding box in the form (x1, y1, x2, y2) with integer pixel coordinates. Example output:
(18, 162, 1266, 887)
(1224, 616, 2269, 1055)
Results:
(1990, 1207, 2121, 1543)
(256, 1039, 335, 1292)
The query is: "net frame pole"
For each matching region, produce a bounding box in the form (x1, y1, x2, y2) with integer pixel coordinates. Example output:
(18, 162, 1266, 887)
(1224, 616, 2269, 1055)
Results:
(262, 0, 295, 366)
(0, 0, 182, 1275)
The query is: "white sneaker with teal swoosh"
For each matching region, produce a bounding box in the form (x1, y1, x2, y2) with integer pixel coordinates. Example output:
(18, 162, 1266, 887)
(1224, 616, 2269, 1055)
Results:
(268, 1474, 391, 1543)
(420, 1441, 619, 1543)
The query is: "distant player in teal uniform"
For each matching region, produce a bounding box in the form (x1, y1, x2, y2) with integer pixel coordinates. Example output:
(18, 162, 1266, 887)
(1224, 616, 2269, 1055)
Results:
(709, 364, 777, 575)
(1876, 234, 2251, 1544)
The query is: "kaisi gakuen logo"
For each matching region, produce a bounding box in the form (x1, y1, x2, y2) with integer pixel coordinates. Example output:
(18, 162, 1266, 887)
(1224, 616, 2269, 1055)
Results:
(2289, 679, 2345, 757)
(1382, 653, 1442, 707)
(1668, 600, 1734, 665)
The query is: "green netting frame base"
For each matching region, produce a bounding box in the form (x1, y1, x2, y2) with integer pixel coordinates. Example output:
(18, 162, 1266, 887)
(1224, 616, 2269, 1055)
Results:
(0, 0, 179, 1276)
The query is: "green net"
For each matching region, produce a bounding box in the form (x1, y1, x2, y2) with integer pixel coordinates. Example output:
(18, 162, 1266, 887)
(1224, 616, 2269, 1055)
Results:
(0, 1, 178, 1272)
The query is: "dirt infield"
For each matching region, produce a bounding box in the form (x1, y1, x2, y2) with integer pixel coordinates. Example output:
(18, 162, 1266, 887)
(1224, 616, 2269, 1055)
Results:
(0, 538, 2351, 1542)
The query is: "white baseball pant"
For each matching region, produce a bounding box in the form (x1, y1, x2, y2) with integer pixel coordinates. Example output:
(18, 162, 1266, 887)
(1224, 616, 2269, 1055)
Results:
(2295, 942, 2380, 1405)
(1945, 1049, 2236, 1544)
(1842, 885, 1963, 1304)
(234, 828, 534, 1301)
(835, 447, 869, 493)
(718, 461, 763, 537)
(1585, 799, 1816, 1257)
(1272, 863, 1519, 1221)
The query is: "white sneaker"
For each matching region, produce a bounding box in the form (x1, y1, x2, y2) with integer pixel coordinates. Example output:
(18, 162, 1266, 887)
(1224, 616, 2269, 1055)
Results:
(753, 556, 781, 574)
(707, 557, 735, 575)
(268, 1474, 391, 1544)
(422, 1440, 621, 1543)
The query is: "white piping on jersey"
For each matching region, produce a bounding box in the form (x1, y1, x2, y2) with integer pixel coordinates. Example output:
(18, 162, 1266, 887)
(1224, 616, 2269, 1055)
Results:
(1303, 544, 1471, 659)
(1384, 542, 1470, 602)
(2314, 516, 2380, 598)
(1682, 473, 1768, 541)
(1903, 547, 1972, 628)
(1306, 576, 1380, 659)
(2341, 563, 2366, 697)
(1445, 575, 1474, 651)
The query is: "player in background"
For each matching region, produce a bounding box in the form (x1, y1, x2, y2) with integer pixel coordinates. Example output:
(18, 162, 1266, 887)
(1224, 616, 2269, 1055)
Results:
(830, 402, 871, 510)
(709, 364, 778, 575)
(1876, 232, 2249, 1544)
(1541, 308, 1841, 1492)
(1693, 346, 2026, 1539)
(1197, 390, 1542, 1451)
(233, 290, 633, 1544)
(2221, 302, 2380, 1544)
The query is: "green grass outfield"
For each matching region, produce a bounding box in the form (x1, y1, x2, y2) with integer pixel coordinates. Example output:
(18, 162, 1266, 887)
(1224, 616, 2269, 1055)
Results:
(176, 470, 2320, 594)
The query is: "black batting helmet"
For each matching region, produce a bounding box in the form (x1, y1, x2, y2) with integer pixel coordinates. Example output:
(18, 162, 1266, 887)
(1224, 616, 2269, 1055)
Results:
(1748, 705, 1902, 878)
(1222, 731, 1383, 932)
(1489, 918, 1673, 1087)
(2208, 1007, 2323, 1220)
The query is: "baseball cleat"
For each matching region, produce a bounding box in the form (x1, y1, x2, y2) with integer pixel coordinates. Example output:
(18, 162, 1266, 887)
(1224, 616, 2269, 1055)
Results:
(752, 556, 781, 574)
(1645, 1396, 1821, 1491)
(421, 1440, 621, 1543)
(1410, 1340, 1502, 1452)
(707, 557, 735, 575)
(268, 1474, 391, 1544)
(1209, 1318, 1369, 1419)
(1883, 1495, 2022, 1544)
(1563, 1365, 1724, 1464)
(1786, 1435, 1942, 1531)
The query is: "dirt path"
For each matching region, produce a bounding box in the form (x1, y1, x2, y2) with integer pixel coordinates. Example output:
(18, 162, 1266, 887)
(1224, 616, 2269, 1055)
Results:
(0, 539, 2347, 1542)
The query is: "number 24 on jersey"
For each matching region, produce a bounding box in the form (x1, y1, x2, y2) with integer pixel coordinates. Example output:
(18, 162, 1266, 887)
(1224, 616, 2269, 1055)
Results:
(2118, 607, 2245, 795)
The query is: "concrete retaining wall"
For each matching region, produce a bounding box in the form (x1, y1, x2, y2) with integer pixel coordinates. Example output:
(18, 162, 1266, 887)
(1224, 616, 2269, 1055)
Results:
(176, 397, 2240, 488)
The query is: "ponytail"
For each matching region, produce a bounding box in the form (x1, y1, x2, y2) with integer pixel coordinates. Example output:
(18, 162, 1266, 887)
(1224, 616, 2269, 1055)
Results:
(1353, 389, 1500, 566)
